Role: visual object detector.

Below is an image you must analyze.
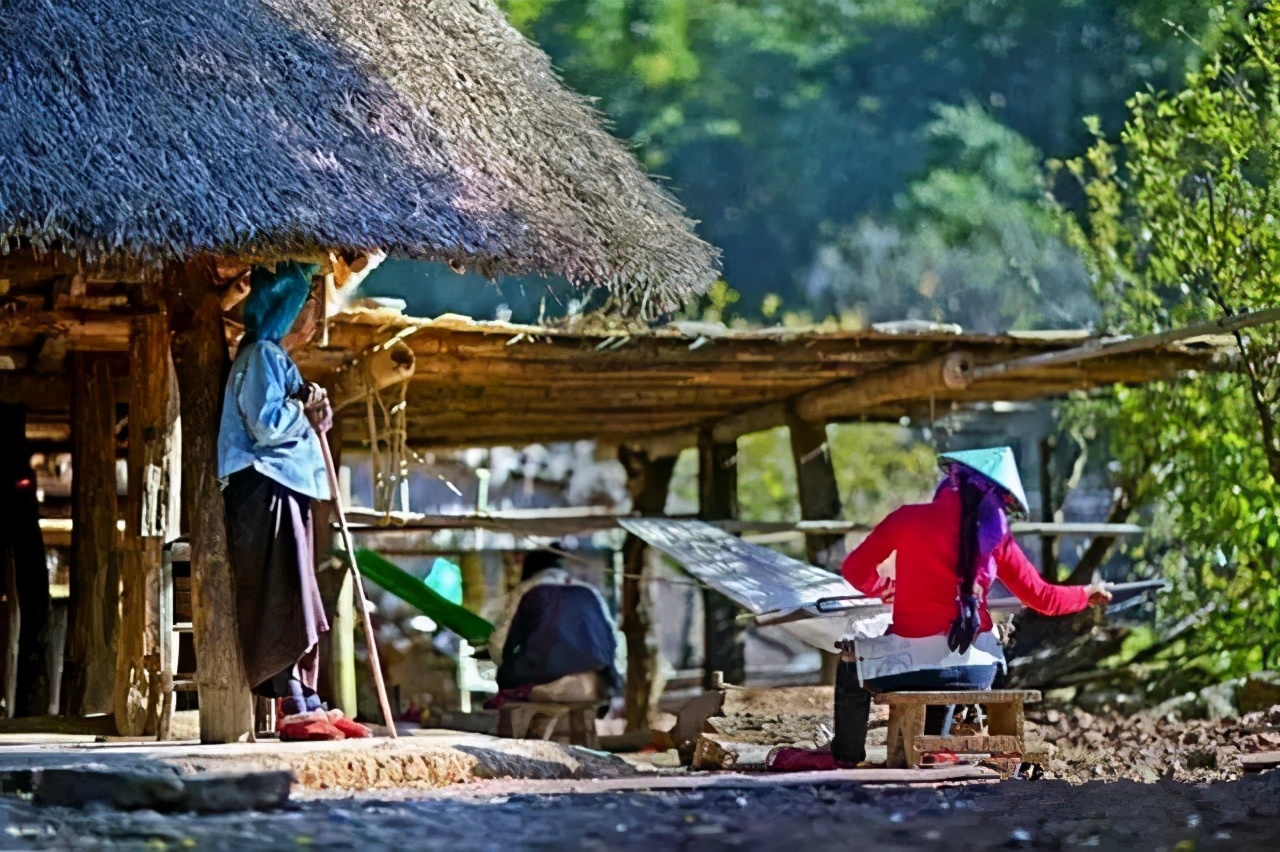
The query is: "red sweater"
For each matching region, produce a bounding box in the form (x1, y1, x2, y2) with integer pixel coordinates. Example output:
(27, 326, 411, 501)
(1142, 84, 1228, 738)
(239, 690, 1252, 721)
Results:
(840, 488, 1089, 638)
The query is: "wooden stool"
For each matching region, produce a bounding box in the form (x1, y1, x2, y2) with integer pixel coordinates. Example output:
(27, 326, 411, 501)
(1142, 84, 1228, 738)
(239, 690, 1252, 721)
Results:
(874, 689, 1040, 771)
(496, 701, 602, 749)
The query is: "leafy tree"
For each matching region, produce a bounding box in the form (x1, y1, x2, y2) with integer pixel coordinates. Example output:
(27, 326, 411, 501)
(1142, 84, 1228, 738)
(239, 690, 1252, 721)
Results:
(366, 1, 1208, 322)
(1062, 2, 1280, 672)
(807, 103, 1096, 332)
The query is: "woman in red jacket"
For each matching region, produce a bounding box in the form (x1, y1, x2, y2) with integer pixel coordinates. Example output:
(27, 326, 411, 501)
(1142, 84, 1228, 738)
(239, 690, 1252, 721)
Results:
(832, 447, 1111, 765)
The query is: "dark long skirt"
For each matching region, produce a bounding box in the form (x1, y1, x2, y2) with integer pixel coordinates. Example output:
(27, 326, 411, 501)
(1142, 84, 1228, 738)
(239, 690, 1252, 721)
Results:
(224, 468, 328, 698)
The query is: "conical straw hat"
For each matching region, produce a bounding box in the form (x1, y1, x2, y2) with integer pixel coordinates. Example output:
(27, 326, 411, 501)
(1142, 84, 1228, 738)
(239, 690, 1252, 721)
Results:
(939, 446, 1030, 517)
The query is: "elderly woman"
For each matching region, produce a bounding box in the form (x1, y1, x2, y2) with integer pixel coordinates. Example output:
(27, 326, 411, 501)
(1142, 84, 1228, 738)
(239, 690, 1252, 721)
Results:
(218, 262, 366, 741)
(832, 447, 1111, 765)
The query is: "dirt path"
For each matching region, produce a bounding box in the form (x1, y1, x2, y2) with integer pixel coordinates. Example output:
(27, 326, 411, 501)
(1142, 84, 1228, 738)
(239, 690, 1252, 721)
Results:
(3, 772, 1275, 850)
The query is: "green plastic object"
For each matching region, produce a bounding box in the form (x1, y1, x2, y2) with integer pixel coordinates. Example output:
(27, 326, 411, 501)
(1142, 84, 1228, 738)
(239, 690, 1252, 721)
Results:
(354, 549, 493, 645)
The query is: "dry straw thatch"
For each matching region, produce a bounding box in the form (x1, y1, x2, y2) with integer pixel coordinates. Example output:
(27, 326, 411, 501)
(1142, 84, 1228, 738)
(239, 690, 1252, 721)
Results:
(0, 0, 718, 310)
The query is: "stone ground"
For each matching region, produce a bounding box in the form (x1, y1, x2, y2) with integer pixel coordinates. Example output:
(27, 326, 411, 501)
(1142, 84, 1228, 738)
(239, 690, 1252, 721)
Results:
(1, 770, 1277, 850)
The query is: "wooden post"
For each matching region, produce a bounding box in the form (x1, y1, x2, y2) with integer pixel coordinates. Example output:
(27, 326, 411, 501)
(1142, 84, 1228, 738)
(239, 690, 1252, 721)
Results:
(618, 445, 676, 733)
(0, 403, 52, 717)
(116, 314, 181, 736)
(64, 355, 120, 716)
(786, 409, 844, 568)
(698, 430, 745, 690)
(786, 408, 844, 683)
(1038, 437, 1058, 580)
(167, 259, 253, 744)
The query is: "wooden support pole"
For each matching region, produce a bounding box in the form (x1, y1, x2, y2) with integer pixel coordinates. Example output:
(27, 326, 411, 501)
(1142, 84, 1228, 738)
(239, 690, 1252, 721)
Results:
(0, 403, 52, 717)
(315, 420, 356, 716)
(785, 408, 844, 569)
(618, 446, 676, 733)
(167, 258, 254, 744)
(698, 430, 744, 690)
(786, 407, 844, 685)
(1038, 437, 1058, 580)
(116, 313, 181, 736)
(64, 354, 120, 716)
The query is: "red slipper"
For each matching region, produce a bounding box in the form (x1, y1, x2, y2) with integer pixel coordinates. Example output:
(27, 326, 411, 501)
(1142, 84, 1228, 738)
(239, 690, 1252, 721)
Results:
(327, 709, 372, 739)
(280, 711, 346, 742)
(919, 751, 960, 767)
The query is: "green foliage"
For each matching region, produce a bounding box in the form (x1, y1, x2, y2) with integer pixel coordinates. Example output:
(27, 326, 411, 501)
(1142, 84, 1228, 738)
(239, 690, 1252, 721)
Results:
(1062, 3, 1280, 671)
(366, 2, 1208, 324)
(808, 103, 1097, 331)
(666, 424, 937, 526)
(497, 0, 1207, 319)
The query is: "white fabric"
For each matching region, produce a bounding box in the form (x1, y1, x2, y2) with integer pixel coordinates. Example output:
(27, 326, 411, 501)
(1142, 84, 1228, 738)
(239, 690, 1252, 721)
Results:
(854, 630, 1006, 685)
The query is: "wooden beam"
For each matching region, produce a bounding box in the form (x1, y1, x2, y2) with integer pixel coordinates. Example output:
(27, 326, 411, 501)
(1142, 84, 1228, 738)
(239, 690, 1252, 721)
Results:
(619, 446, 676, 733)
(676, 352, 974, 445)
(168, 258, 254, 744)
(116, 314, 180, 736)
(698, 430, 744, 690)
(328, 341, 416, 411)
(792, 352, 973, 423)
(63, 354, 120, 716)
(711, 401, 788, 444)
(970, 306, 1280, 380)
(0, 308, 140, 351)
(622, 430, 699, 461)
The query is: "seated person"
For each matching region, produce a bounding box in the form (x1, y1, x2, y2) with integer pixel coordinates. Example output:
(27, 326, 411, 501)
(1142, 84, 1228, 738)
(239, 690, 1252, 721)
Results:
(489, 549, 621, 705)
(832, 447, 1111, 765)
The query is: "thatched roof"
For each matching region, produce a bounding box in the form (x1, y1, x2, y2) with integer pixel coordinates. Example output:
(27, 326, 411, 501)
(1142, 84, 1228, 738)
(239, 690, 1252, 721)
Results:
(0, 0, 718, 311)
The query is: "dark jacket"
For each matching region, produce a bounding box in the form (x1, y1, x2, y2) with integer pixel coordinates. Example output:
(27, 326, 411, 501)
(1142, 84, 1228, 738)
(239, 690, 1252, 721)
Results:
(496, 583, 620, 693)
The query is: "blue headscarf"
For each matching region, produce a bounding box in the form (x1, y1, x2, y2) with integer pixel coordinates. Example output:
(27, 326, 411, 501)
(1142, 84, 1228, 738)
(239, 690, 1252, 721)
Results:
(241, 262, 319, 344)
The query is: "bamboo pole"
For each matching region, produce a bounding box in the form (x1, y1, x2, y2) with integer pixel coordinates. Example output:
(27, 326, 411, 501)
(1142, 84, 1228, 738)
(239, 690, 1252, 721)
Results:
(318, 436, 397, 738)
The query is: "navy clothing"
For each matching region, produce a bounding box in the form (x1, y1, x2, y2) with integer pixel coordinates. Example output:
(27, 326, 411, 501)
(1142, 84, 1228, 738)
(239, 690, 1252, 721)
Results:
(832, 661, 998, 765)
(496, 583, 621, 693)
(218, 340, 330, 500)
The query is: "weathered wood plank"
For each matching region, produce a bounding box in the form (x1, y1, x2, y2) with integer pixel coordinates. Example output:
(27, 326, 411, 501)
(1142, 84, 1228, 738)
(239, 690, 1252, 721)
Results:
(912, 735, 1023, 755)
(874, 690, 1041, 705)
(63, 354, 120, 716)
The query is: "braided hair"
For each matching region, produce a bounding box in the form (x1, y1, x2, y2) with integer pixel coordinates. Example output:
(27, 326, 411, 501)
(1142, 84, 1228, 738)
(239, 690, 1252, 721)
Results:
(942, 466, 1013, 653)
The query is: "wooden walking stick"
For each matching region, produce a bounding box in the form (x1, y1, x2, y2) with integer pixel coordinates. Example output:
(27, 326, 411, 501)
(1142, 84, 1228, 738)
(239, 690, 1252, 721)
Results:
(318, 433, 398, 739)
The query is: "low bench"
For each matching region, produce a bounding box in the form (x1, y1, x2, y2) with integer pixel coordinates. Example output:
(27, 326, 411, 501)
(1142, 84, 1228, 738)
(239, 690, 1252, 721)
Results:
(873, 689, 1040, 772)
(496, 701, 603, 749)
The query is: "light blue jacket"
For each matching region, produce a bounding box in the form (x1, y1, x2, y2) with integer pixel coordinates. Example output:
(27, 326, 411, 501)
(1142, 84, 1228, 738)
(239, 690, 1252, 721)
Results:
(217, 340, 331, 501)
